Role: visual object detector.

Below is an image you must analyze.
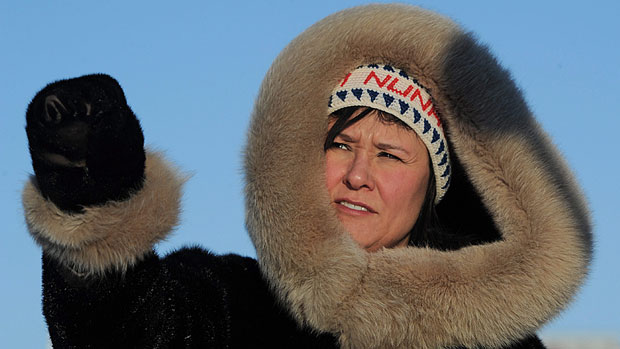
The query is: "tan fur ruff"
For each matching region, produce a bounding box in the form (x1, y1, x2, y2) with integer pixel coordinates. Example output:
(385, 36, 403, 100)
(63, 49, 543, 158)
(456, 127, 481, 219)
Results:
(244, 4, 592, 348)
(23, 151, 185, 274)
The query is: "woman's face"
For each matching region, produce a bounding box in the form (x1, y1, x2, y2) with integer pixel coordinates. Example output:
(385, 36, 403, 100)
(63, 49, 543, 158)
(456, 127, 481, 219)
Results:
(325, 109, 430, 251)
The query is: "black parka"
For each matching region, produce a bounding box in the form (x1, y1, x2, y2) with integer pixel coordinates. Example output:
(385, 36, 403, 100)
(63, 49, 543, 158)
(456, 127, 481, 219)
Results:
(23, 4, 591, 348)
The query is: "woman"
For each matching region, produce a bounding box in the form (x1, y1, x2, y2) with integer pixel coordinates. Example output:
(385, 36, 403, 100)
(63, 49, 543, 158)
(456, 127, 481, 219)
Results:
(23, 4, 591, 348)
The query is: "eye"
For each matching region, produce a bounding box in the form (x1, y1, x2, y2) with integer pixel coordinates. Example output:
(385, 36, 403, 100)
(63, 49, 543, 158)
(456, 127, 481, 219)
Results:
(330, 142, 350, 151)
(378, 151, 402, 161)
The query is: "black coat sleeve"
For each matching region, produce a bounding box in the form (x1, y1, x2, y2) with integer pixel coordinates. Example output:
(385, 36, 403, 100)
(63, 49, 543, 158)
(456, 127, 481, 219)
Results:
(42, 246, 339, 348)
(42, 249, 229, 347)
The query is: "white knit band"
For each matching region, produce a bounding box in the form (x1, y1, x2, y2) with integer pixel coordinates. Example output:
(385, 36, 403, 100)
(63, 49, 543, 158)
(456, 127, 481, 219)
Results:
(328, 64, 451, 203)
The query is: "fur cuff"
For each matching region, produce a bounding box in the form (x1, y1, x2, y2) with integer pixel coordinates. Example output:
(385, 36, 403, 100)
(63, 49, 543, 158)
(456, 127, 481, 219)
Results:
(23, 151, 185, 274)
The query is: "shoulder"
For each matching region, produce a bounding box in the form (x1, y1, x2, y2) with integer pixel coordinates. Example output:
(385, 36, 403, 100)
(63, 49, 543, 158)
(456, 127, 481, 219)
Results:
(164, 246, 339, 347)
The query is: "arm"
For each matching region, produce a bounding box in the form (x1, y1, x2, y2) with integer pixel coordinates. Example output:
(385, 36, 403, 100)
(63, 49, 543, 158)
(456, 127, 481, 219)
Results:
(23, 75, 229, 347)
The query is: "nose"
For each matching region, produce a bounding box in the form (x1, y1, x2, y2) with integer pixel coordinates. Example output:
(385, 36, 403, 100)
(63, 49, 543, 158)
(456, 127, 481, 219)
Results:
(344, 152, 375, 190)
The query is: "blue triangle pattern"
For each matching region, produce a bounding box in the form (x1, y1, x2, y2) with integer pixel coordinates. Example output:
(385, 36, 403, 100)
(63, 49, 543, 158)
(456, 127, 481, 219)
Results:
(441, 176, 451, 190)
(368, 64, 379, 68)
(412, 109, 421, 123)
(398, 100, 409, 115)
(435, 141, 444, 155)
(328, 95, 333, 108)
(438, 153, 447, 166)
(399, 70, 409, 79)
(367, 89, 379, 102)
(441, 164, 451, 178)
(383, 94, 394, 108)
(352, 88, 363, 100)
(431, 129, 440, 143)
(336, 90, 348, 102)
(423, 119, 431, 134)
(383, 64, 395, 72)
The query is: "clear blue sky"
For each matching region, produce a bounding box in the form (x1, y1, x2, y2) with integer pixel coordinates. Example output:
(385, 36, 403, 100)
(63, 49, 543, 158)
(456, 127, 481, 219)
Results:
(1, 1, 618, 347)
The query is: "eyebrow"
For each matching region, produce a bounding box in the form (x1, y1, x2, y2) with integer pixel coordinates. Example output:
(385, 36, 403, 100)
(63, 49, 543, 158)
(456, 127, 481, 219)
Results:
(376, 142, 409, 154)
(337, 132, 356, 143)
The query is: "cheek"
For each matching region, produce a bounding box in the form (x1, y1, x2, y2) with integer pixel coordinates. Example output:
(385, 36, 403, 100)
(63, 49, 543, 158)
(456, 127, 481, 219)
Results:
(380, 169, 428, 215)
(324, 152, 344, 194)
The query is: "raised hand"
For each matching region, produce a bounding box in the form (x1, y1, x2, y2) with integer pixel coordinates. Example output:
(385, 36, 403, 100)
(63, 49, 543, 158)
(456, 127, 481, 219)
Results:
(26, 74, 145, 212)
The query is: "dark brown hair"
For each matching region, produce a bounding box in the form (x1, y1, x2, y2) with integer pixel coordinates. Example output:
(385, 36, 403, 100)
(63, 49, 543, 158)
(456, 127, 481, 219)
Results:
(324, 106, 442, 247)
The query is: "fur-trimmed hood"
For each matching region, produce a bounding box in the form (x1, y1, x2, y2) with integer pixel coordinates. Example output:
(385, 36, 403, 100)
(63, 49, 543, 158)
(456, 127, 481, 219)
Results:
(244, 4, 592, 348)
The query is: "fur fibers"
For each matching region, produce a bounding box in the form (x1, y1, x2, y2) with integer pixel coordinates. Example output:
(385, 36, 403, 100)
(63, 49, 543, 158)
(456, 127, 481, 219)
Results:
(244, 4, 592, 348)
(23, 151, 185, 274)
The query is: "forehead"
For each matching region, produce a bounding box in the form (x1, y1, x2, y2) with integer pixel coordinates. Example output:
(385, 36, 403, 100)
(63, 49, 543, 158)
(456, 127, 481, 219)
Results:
(334, 110, 421, 142)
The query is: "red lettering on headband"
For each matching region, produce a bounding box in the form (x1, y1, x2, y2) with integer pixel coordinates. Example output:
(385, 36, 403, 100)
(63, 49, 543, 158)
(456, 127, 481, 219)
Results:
(411, 88, 442, 127)
(364, 71, 391, 88)
(340, 73, 352, 87)
(410, 89, 433, 112)
(387, 78, 413, 98)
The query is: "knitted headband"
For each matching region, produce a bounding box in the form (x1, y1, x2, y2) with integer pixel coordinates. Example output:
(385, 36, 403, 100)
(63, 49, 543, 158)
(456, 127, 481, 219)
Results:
(327, 64, 451, 203)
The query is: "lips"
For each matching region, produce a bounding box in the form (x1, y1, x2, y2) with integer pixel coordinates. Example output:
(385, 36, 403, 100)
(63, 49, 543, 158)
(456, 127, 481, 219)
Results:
(335, 199, 376, 214)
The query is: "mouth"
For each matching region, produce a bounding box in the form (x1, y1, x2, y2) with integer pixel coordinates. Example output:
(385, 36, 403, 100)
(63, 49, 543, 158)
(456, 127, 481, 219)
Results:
(336, 200, 376, 213)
